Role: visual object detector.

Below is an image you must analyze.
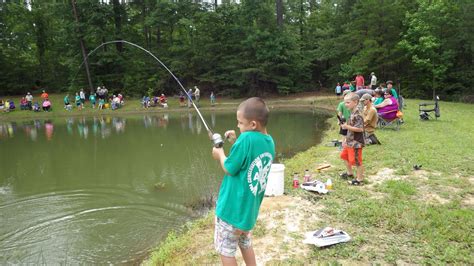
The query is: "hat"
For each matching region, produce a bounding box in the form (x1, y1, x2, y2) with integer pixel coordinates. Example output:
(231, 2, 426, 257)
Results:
(386, 80, 393, 84)
(360, 93, 372, 102)
(194, 86, 198, 89)
(342, 90, 351, 96)
(371, 72, 375, 75)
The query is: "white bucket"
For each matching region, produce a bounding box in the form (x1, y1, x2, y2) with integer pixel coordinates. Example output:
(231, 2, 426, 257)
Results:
(265, 164, 285, 196)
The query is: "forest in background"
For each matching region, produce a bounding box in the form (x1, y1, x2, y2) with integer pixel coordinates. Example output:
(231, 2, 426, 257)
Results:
(0, 0, 473, 100)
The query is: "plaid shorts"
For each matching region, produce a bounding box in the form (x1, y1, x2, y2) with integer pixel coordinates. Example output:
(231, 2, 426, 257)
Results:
(214, 217, 252, 257)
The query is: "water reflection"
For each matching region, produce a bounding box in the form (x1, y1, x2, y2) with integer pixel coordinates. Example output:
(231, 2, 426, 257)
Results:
(143, 114, 169, 129)
(45, 121, 54, 141)
(0, 116, 129, 141)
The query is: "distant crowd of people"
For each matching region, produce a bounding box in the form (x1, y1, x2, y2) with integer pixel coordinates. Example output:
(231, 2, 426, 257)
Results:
(142, 86, 216, 109)
(0, 86, 126, 114)
(63, 86, 124, 111)
(0, 90, 52, 113)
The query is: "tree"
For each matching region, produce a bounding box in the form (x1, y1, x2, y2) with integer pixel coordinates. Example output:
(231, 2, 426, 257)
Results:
(399, 0, 459, 98)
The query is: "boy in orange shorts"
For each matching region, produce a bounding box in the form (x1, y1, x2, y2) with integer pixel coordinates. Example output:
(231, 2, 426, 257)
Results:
(340, 92, 365, 185)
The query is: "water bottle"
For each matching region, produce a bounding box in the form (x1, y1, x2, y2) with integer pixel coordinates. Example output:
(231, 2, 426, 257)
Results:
(292, 173, 299, 188)
(326, 178, 333, 190)
(304, 169, 311, 182)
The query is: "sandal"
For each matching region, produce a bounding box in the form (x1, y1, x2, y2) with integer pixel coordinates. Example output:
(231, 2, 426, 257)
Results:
(339, 172, 353, 180)
(349, 179, 362, 186)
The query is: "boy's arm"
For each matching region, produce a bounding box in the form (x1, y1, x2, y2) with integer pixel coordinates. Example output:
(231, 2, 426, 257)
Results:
(342, 124, 364, 132)
(341, 114, 364, 132)
(212, 147, 230, 175)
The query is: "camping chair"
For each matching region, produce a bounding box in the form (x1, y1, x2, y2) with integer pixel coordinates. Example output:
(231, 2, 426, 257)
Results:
(377, 110, 402, 131)
(419, 96, 440, 120)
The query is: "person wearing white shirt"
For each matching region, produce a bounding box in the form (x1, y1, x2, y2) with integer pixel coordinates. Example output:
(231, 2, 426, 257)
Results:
(370, 72, 377, 90)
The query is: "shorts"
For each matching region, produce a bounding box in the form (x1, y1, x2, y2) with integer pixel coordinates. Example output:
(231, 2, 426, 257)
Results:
(214, 217, 251, 257)
(340, 146, 363, 166)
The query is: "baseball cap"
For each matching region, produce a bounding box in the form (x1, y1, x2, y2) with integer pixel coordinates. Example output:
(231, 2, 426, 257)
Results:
(360, 93, 372, 102)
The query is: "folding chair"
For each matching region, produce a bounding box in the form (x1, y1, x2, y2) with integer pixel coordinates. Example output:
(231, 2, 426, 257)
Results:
(377, 110, 402, 131)
(419, 96, 440, 120)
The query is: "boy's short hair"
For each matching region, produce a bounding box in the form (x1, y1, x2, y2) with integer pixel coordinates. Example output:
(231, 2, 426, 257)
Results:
(238, 97, 269, 126)
(344, 92, 360, 102)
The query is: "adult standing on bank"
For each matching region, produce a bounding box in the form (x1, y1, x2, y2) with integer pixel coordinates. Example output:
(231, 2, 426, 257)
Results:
(355, 73, 365, 91)
(194, 86, 200, 106)
(26, 92, 33, 110)
(187, 88, 193, 108)
(80, 89, 86, 106)
(370, 72, 377, 90)
(40, 90, 49, 101)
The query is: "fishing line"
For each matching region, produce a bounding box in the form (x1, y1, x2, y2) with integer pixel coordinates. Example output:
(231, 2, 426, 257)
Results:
(70, 40, 224, 147)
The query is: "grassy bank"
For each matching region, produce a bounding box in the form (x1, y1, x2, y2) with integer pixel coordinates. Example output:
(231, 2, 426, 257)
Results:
(143, 98, 473, 265)
(0, 94, 237, 121)
(0, 93, 331, 121)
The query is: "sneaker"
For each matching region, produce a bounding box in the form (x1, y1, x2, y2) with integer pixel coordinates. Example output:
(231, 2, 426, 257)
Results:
(348, 179, 362, 186)
(339, 172, 353, 180)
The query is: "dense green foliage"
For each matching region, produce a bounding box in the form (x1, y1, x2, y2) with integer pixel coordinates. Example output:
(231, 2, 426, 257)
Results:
(0, 0, 472, 99)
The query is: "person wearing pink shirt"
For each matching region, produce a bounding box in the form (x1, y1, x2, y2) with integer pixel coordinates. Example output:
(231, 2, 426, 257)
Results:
(355, 74, 365, 90)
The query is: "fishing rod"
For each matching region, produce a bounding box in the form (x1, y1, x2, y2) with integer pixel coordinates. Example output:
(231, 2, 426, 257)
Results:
(71, 40, 224, 148)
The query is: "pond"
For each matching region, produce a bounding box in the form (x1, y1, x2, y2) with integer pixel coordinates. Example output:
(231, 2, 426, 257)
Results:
(0, 109, 329, 264)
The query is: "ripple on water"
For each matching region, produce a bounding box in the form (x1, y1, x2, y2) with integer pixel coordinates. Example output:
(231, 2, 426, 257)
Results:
(0, 187, 191, 264)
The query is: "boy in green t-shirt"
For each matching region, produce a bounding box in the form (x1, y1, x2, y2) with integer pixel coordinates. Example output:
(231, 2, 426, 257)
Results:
(212, 97, 276, 265)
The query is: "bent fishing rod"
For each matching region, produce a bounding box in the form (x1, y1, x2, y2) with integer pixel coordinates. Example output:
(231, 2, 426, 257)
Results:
(71, 40, 224, 148)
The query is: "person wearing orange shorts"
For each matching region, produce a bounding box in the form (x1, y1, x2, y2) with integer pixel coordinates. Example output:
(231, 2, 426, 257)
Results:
(340, 92, 365, 185)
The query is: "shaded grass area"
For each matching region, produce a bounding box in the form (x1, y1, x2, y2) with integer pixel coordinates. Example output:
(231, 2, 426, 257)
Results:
(144, 98, 473, 264)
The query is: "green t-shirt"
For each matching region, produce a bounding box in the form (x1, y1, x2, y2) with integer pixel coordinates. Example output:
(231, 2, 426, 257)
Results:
(349, 84, 356, 92)
(64, 96, 69, 104)
(337, 101, 351, 120)
(391, 88, 399, 99)
(373, 97, 384, 106)
(216, 131, 275, 231)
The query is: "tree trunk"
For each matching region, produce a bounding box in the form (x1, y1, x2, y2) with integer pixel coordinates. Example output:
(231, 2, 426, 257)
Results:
(71, 0, 94, 94)
(276, 0, 283, 27)
(299, 0, 303, 36)
(112, 0, 123, 53)
(33, 11, 46, 83)
(141, 0, 150, 49)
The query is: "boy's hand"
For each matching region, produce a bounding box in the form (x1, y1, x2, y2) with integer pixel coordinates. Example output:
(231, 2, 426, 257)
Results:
(341, 123, 348, 130)
(224, 130, 236, 144)
(212, 147, 225, 160)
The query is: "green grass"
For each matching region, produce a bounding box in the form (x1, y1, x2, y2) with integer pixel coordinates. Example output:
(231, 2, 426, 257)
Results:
(283, 99, 474, 264)
(143, 212, 215, 265)
(138, 97, 474, 264)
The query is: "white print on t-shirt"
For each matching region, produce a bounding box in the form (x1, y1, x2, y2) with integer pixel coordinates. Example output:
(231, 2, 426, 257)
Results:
(247, 152, 273, 196)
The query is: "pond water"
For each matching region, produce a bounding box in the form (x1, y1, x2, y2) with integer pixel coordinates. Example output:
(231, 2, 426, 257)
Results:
(0, 110, 329, 264)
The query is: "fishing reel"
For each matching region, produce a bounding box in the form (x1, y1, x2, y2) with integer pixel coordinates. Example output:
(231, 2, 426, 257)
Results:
(211, 133, 224, 148)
